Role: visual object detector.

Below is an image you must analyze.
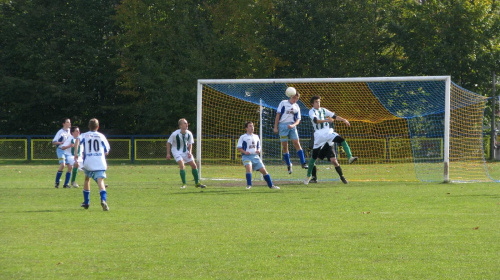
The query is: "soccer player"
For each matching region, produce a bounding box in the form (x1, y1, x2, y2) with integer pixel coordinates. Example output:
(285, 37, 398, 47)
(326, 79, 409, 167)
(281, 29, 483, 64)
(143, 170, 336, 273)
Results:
(52, 118, 72, 188)
(304, 95, 358, 185)
(273, 90, 308, 174)
(61, 126, 83, 188)
(167, 118, 206, 189)
(237, 121, 280, 190)
(74, 118, 111, 211)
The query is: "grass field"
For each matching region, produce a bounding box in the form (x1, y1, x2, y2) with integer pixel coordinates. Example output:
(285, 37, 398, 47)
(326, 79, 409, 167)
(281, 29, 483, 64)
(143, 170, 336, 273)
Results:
(1, 164, 499, 279)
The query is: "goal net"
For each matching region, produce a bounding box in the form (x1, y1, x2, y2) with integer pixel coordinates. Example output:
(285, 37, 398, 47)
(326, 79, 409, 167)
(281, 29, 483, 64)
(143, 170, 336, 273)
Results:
(197, 77, 490, 183)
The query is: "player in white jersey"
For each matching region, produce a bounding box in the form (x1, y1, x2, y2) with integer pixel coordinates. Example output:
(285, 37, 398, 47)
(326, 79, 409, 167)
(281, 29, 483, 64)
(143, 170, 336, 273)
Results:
(52, 118, 72, 188)
(237, 121, 280, 190)
(167, 118, 206, 189)
(74, 118, 110, 211)
(304, 95, 358, 185)
(61, 126, 83, 188)
(273, 90, 308, 174)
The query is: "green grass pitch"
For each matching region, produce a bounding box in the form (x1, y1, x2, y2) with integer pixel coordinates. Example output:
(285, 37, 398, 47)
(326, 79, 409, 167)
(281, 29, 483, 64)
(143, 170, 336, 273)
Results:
(1, 164, 499, 279)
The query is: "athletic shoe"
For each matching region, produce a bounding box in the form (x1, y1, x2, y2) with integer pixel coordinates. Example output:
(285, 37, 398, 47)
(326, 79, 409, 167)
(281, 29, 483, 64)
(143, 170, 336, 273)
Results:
(81, 203, 89, 209)
(270, 185, 280, 189)
(105, 184, 108, 188)
(63, 184, 70, 188)
(71, 182, 79, 188)
(340, 176, 348, 184)
(287, 164, 293, 174)
(310, 177, 318, 183)
(246, 185, 252, 190)
(304, 176, 311, 185)
(196, 183, 206, 188)
(348, 156, 358, 164)
(301, 163, 308, 169)
(180, 185, 186, 189)
(54, 182, 59, 189)
(101, 200, 109, 211)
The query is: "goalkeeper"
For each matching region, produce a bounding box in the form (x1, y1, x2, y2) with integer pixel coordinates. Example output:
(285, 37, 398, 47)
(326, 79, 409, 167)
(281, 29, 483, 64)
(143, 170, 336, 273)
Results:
(304, 95, 358, 184)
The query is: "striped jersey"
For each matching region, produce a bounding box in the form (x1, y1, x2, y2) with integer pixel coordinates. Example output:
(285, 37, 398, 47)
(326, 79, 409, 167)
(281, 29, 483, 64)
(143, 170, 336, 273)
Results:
(62, 136, 83, 157)
(309, 107, 336, 132)
(168, 129, 194, 153)
(77, 131, 110, 171)
(52, 128, 71, 148)
(237, 133, 260, 155)
(277, 100, 301, 123)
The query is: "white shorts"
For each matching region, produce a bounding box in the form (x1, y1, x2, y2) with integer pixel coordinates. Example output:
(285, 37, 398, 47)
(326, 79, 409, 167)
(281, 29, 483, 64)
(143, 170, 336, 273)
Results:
(67, 156, 83, 167)
(313, 128, 339, 149)
(172, 151, 194, 163)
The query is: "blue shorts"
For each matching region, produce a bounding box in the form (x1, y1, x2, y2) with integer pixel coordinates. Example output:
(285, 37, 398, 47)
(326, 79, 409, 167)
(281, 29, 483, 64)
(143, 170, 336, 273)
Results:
(84, 170, 107, 182)
(56, 148, 69, 164)
(278, 122, 299, 142)
(242, 154, 264, 171)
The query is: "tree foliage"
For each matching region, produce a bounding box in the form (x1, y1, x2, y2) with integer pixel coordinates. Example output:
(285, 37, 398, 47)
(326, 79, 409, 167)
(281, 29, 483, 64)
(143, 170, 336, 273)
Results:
(1, 0, 499, 134)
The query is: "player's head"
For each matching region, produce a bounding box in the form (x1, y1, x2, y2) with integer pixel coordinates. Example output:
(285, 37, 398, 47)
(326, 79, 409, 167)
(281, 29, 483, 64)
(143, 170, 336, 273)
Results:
(178, 118, 188, 130)
(70, 126, 80, 137)
(88, 118, 99, 131)
(310, 95, 321, 109)
(289, 92, 300, 104)
(61, 118, 71, 128)
(244, 121, 254, 133)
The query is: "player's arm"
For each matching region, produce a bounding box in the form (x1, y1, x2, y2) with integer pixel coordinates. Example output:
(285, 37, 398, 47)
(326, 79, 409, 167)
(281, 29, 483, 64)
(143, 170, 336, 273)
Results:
(73, 138, 80, 160)
(312, 117, 333, 124)
(166, 142, 172, 160)
(334, 115, 351, 126)
(237, 147, 250, 155)
(273, 113, 281, 134)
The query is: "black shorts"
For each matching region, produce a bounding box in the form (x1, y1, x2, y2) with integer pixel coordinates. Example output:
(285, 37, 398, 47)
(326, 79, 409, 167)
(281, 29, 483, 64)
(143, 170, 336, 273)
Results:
(312, 143, 336, 161)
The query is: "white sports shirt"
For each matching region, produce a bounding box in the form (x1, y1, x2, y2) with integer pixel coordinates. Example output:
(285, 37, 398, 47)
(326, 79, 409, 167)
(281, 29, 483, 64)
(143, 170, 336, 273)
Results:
(277, 100, 301, 123)
(237, 133, 260, 155)
(168, 129, 194, 153)
(52, 128, 71, 148)
(62, 136, 83, 157)
(78, 131, 110, 171)
(309, 107, 336, 132)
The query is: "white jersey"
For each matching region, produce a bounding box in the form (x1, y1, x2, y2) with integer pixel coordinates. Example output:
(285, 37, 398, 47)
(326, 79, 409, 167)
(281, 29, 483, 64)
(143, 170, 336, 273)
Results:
(52, 128, 71, 148)
(168, 129, 194, 153)
(78, 131, 110, 171)
(277, 100, 301, 123)
(62, 136, 83, 157)
(309, 107, 336, 132)
(237, 133, 260, 155)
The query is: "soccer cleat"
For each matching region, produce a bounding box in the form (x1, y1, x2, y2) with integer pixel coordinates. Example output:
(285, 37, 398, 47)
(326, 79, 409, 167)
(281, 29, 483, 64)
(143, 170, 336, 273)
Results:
(304, 176, 311, 185)
(105, 184, 108, 188)
(310, 177, 318, 183)
(287, 164, 293, 174)
(246, 185, 252, 190)
(180, 185, 186, 189)
(301, 163, 308, 169)
(348, 156, 358, 164)
(81, 203, 89, 209)
(71, 182, 79, 188)
(63, 184, 70, 188)
(54, 182, 60, 189)
(270, 185, 280, 189)
(340, 176, 348, 184)
(196, 183, 206, 189)
(101, 200, 109, 211)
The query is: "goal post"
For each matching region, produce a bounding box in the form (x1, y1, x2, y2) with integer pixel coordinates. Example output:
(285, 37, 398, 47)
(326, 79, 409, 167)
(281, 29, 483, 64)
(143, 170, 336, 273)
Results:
(197, 76, 490, 183)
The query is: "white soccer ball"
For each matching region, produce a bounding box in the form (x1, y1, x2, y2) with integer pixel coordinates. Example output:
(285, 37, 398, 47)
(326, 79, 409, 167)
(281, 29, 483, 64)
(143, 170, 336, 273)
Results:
(285, 87, 297, 98)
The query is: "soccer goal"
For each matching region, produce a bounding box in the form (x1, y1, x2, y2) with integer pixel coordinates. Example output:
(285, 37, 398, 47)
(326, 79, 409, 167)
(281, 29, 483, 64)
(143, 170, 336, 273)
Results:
(197, 76, 491, 183)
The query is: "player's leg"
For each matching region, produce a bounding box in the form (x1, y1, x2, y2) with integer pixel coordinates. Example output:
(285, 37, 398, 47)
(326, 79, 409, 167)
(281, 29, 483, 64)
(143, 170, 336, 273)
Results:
(176, 159, 187, 189)
(97, 175, 109, 211)
(305, 148, 320, 184)
(244, 161, 253, 189)
(81, 171, 91, 209)
(279, 123, 292, 173)
(333, 135, 357, 164)
(291, 135, 308, 169)
(258, 167, 279, 189)
(187, 160, 205, 188)
(63, 162, 72, 188)
(331, 157, 348, 184)
(70, 161, 79, 188)
(54, 149, 66, 188)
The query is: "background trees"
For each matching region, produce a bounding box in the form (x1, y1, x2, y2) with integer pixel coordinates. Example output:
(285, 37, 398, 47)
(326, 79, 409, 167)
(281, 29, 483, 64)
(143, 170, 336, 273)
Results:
(1, 0, 499, 134)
